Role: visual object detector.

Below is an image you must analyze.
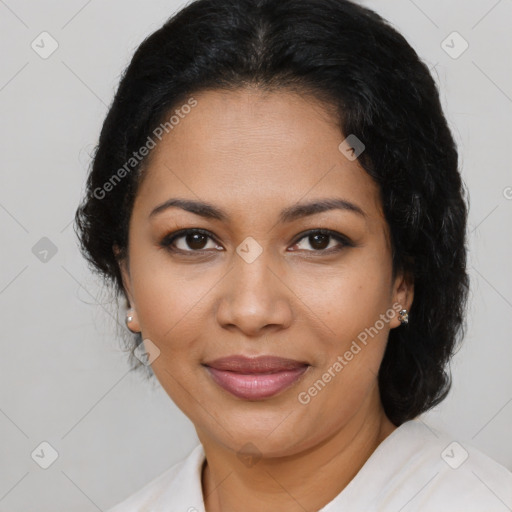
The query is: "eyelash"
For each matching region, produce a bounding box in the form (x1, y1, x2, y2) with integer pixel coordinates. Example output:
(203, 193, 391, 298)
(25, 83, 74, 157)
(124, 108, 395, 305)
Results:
(159, 228, 354, 256)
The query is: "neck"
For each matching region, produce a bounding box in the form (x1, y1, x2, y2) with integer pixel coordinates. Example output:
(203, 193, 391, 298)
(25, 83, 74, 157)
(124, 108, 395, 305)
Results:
(199, 388, 397, 512)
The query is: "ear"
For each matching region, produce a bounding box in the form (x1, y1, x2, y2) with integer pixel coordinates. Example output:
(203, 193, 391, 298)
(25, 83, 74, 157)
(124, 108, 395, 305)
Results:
(113, 244, 132, 301)
(389, 269, 414, 329)
(113, 244, 141, 333)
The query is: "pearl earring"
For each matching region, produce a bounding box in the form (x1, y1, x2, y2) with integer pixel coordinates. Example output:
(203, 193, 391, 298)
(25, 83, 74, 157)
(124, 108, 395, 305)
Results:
(125, 309, 135, 330)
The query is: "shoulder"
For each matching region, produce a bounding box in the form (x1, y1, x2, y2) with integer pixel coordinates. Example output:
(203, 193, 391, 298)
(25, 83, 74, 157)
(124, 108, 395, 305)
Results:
(392, 420, 512, 511)
(105, 444, 206, 512)
(330, 419, 512, 512)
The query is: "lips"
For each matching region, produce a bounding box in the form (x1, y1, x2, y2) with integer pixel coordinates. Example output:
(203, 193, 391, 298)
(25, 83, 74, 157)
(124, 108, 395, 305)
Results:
(203, 355, 310, 400)
(204, 355, 308, 373)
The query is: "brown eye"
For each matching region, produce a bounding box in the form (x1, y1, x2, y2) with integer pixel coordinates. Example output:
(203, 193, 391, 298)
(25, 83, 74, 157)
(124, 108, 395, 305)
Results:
(308, 233, 330, 250)
(186, 232, 208, 250)
(160, 229, 223, 253)
(290, 229, 353, 253)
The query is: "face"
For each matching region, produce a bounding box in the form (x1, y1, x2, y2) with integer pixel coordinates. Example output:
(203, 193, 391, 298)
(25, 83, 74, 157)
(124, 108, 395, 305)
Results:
(116, 87, 413, 457)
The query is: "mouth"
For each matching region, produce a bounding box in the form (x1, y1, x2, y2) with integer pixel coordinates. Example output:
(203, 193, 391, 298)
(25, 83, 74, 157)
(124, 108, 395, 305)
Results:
(202, 355, 310, 400)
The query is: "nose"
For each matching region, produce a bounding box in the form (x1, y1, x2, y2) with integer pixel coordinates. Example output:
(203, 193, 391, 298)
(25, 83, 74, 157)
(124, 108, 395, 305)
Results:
(215, 248, 293, 338)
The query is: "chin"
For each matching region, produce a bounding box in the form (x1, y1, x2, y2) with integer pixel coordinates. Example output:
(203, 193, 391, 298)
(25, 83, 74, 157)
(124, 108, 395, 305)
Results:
(199, 407, 318, 459)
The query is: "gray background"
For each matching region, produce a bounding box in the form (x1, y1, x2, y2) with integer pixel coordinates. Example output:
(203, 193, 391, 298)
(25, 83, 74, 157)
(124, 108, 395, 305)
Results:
(1, 0, 511, 510)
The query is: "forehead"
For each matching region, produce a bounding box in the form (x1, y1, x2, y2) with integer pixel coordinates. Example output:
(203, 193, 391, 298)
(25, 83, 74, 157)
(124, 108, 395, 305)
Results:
(134, 88, 384, 223)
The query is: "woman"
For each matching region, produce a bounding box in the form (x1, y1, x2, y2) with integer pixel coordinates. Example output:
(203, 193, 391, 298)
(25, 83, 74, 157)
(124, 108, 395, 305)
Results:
(74, 0, 512, 510)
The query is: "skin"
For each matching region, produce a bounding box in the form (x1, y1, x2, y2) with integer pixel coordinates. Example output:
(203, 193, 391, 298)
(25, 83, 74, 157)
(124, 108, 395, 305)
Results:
(115, 87, 414, 512)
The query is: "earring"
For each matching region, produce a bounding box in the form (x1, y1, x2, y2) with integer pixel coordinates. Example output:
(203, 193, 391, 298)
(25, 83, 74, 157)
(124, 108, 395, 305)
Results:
(125, 308, 135, 331)
(398, 309, 409, 325)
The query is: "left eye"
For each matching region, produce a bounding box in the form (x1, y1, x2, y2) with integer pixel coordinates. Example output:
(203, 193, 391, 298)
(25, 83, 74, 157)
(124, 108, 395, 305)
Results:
(290, 230, 350, 252)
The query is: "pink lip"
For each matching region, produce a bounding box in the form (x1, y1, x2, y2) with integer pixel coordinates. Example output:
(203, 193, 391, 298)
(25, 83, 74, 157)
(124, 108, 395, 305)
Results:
(203, 356, 310, 400)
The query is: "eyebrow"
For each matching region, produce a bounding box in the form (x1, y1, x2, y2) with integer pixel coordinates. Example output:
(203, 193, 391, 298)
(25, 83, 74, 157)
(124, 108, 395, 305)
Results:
(149, 197, 367, 222)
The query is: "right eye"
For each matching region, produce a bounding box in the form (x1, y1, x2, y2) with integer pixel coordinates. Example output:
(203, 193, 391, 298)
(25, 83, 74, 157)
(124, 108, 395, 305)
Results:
(160, 228, 224, 254)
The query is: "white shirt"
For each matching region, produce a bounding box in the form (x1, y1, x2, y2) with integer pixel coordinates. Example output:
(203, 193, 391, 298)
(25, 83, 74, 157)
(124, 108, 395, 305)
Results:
(106, 419, 512, 511)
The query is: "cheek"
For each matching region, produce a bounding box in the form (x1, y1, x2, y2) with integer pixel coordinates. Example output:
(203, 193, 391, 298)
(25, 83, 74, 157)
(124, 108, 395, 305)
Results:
(297, 256, 393, 342)
(298, 311, 391, 431)
(295, 249, 393, 408)
(128, 246, 216, 341)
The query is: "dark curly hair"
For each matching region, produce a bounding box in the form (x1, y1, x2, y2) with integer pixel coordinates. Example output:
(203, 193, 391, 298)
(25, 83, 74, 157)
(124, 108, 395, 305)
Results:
(74, 0, 470, 426)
